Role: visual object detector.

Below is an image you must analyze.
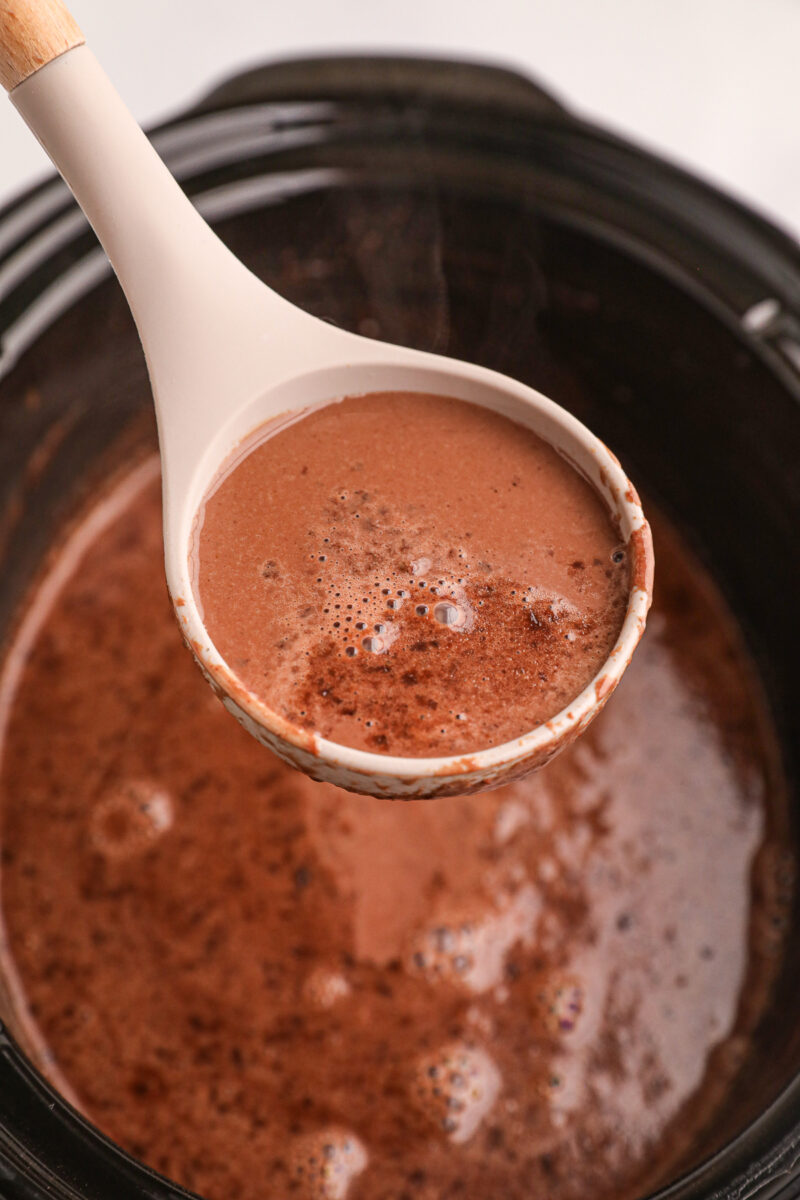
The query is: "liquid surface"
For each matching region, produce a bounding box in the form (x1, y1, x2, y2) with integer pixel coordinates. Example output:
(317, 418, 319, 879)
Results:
(192, 392, 630, 756)
(0, 462, 790, 1200)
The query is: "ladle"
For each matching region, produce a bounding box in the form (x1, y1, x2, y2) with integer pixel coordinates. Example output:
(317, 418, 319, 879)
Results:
(0, 1, 653, 798)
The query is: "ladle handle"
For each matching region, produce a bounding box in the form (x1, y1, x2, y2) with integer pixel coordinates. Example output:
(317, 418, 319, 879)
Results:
(0, 0, 83, 91)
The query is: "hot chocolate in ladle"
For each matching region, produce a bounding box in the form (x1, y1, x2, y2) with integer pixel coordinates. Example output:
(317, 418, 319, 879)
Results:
(0, 0, 653, 797)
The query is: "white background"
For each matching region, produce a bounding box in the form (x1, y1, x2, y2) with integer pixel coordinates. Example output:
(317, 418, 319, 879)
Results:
(2, 0, 800, 241)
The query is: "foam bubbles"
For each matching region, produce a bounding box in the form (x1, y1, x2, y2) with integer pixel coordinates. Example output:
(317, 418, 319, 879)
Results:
(407, 887, 540, 993)
(411, 1043, 501, 1143)
(88, 780, 173, 860)
(302, 967, 351, 1010)
(535, 973, 585, 1036)
(289, 1128, 368, 1199)
(433, 601, 467, 629)
(537, 1054, 586, 1127)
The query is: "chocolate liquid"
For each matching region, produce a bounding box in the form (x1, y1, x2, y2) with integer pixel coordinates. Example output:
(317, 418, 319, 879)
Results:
(0, 460, 790, 1200)
(193, 392, 629, 755)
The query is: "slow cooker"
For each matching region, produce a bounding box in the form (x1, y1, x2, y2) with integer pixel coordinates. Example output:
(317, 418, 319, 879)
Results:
(0, 54, 798, 1200)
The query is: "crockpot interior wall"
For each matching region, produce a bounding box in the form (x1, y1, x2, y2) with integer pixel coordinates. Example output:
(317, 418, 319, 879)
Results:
(0, 281, 151, 639)
(0, 279, 151, 1060)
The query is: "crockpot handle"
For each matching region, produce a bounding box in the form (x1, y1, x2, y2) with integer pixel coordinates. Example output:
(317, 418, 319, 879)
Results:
(0, 0, 84, 91)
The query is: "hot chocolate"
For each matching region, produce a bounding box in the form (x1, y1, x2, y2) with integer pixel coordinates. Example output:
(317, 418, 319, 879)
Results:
(192, 391, 630, 756)
(0, 459, 790, 1200)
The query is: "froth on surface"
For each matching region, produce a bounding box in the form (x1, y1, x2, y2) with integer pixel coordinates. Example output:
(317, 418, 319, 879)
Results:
(192, 393, 630, 756)
(0, 468, 792, 1200)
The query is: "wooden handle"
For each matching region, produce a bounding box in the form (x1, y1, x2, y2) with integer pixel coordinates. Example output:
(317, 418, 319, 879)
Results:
(0, 0, 83, 91)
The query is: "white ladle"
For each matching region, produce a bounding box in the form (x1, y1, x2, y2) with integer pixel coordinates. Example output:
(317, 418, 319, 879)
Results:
(0, 1, 653, 798)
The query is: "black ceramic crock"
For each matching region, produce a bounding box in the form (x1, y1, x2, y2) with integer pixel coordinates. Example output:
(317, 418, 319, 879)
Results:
(0, 55, 798, 1200)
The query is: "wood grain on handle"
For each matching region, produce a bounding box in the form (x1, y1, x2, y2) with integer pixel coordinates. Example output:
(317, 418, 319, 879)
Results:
(0, 0, 83, 91)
